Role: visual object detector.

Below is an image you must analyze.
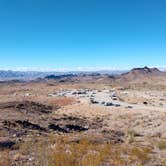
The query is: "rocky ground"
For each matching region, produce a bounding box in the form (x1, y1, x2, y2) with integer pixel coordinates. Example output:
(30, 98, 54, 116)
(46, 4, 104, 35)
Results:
(0, 80, 166, 166)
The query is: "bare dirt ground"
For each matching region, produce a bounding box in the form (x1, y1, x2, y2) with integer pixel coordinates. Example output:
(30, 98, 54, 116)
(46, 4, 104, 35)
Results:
(0, 80, 166, 166)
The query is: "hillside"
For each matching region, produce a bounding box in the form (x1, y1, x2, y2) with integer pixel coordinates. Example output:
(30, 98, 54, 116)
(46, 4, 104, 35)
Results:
(113, 66, 166, 85)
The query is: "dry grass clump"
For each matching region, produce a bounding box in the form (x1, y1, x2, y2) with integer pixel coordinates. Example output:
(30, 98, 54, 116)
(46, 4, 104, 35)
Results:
(129, 146, 152, 164)
(47, 137, 111, 166)
(161, 160, 166, 166)
(15, 134, 154, 166)
(127, 130, 139, 144)
(0, 134, 155, 166)
(0, 130, 6, 137)
(0, 150, 11, 166)
(158, 139, 166, 150)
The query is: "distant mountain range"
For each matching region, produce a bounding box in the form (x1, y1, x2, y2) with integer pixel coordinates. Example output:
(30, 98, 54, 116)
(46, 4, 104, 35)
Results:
(0, 67, 166, 85)
(0, 70, 127, 81)
(0, 70, 52, 81)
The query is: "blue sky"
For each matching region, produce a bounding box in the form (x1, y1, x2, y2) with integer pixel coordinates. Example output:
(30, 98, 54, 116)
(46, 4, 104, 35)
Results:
(0, 0, 166, 71)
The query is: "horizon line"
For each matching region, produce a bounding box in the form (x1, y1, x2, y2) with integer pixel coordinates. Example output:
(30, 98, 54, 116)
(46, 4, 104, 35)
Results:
(0, 66, 166, 72)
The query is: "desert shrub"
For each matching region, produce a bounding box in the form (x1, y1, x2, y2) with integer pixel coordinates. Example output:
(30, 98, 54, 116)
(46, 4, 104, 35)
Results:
(0, 150, 11, 166)
(127, 130, 137, 143)
(158, 140, 166, 150)
(0, 130, 6, 137)
(161, 160, 166, 166)
(130, 147, 152, 164)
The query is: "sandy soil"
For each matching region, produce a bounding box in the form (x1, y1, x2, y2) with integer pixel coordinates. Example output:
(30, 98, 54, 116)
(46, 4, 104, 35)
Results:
(0, 81, 166, 165)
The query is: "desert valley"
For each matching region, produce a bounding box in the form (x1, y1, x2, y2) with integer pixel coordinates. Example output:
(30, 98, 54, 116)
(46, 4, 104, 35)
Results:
(0, 66, 166, 166)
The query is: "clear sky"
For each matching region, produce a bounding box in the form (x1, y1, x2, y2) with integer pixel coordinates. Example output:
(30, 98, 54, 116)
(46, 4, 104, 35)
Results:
(0, 0, 166, 71)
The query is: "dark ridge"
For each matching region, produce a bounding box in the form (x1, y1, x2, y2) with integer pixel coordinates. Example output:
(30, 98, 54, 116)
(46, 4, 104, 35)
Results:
(0, 141, 16, 150)
(48, 124, 89, 133)
(65, 124, 88, 132)
(0, 80, 25, 84)
(15, 120, 46, 131)
(0, 101, 55, 114)
(131, 66, 160, 73)
(121, 66, 161, 76)
(48, 124, 68, 133)
(45, 74, 77, 80)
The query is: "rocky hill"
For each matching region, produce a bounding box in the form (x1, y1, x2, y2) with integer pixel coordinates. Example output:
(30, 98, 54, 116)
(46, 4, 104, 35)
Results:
(113, 66, 166, 85)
